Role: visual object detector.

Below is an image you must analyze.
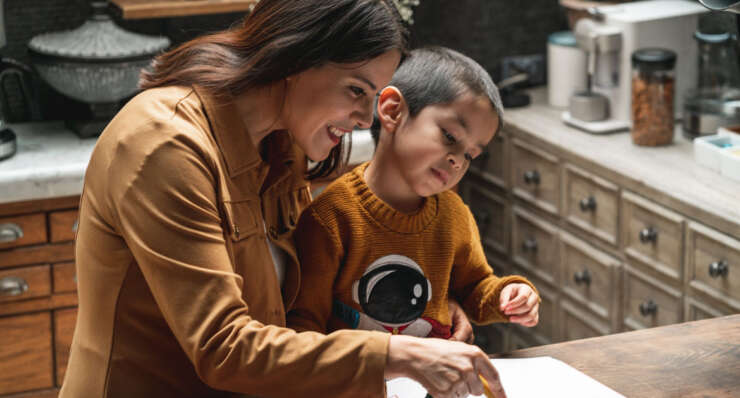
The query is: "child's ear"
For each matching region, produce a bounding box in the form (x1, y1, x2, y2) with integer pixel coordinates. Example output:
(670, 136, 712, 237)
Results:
(376, 86, 406, 134)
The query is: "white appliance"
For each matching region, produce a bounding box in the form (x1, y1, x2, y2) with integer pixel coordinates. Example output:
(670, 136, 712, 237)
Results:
(563, 0, 708, 134)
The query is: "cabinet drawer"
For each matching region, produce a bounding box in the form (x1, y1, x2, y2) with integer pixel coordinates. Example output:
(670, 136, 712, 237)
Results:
(467, 184, 508, 257)
(0, 265, 52, 304)
(623, 264, 682, 330)
(49, 209, 79, 243)
(512, 207, 559, 285)
(511, 139, 560, 215)
(560, 231, 621, 326)
(470, 133, 508, 189)
(563, 164, 619, 246)
(52, 262, 77, 293)
(559, 299, 610, 342)
(54, 308, 77, 386)
(0, 312, 54, 394)
(622, 191, 684, 281)
(0, 213, 47, 250)
(684, 296, 731, 322)
(686, 222, 740, 310)
(512, 266, 558, 343)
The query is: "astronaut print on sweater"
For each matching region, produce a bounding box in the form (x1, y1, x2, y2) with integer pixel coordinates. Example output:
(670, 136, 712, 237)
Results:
(332, 254, 452, 338)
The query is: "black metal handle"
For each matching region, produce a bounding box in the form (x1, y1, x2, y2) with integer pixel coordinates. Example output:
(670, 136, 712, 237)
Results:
(522, 238, 538, 253)
(639, 299, 658, 317)
(523, 170, 540, 185)
(574, 269, 591, 285)
(708, 260, 729, 278)
(638, 227, 657, 244)
(579, 196, 597, 212)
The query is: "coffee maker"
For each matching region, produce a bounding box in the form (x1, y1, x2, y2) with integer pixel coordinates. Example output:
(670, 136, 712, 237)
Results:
(562, 0, 708, 134)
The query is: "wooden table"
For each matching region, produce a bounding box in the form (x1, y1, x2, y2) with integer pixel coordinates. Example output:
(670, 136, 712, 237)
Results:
(494, 315, 740, 397)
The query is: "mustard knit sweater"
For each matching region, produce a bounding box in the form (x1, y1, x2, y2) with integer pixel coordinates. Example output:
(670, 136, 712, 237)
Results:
(288, 163, 536, 337)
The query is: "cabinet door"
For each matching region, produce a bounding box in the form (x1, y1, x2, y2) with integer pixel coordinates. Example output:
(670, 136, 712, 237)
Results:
(54, 308, 77, 386)
(467, 184, 508, 257)
(622, 264, 682, 330)
(0, 312, 53, 394)
(560, 231, 622, 330)
(512, 207, 559, 285)
(511, 139, 560, 215)
(622, 191, 685, 281)
(685, 221, 740, 312)
(470, 132, 508, 189)
(559, 299, 610, 342)
(563, 164, 619, 246)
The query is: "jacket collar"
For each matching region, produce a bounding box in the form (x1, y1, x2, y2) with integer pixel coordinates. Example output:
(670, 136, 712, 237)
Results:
(193, 85, 306, 179)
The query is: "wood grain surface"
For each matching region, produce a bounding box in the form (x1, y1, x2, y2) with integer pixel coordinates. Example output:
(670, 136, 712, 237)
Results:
(495, 314, 740, 397)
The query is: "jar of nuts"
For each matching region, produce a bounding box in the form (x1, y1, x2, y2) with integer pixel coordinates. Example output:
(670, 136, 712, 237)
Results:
(631, 48, 677, 146)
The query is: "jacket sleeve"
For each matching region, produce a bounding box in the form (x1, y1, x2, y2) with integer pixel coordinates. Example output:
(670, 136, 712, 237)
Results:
(449, 205, 539, 325)
(287, 206, 344, 333)
(109, 130, 389, 398)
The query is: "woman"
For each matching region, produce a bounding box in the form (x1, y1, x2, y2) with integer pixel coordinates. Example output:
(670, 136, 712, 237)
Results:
(60, 1, 505, 397)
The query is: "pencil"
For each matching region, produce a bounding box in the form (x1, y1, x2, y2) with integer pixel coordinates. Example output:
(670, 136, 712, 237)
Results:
(478, 374, 495, 398)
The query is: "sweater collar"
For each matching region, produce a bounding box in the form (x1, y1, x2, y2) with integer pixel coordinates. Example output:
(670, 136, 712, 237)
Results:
(347, 162, 438, 234)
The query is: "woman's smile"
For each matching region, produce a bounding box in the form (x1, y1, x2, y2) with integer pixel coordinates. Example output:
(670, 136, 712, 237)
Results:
(327, 123, 352, 145)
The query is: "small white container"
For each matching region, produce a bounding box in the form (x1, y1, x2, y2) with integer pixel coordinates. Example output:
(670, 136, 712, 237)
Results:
(548, 31, 587, 108)
(720, 146, 740, 182)
(693, 134, 740, 172)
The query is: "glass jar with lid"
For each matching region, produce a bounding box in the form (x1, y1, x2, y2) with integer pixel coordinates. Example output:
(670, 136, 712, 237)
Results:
(631, 48, 677, 146)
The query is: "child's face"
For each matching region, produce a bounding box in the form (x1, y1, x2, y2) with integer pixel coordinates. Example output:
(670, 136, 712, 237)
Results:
(392, 92, 498, 197)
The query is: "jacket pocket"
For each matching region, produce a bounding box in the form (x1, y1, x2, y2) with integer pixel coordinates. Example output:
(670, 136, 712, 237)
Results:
(222, 198, 261, 241)
(275, 185, 312, 235)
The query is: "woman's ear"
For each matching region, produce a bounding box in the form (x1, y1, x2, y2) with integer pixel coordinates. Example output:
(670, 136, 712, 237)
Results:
(376, 86, 405, 134)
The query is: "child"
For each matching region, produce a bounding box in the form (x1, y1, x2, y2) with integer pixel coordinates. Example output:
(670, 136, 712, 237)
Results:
(287, 47, 539, 340)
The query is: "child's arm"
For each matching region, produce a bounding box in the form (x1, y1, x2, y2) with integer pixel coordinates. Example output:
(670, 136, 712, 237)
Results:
(449, 207, 540, 325)
(286, 206, 343, 333)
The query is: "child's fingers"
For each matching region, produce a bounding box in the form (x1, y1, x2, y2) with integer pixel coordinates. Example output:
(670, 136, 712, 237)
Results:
(502, 291, 528, 312)
(509, 303, 539, 326)
(498, 285, 516, 310)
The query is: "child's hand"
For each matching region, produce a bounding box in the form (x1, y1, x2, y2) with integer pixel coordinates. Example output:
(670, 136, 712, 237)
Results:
(499, 283, 539, 327)
(448, 299, 475, 344)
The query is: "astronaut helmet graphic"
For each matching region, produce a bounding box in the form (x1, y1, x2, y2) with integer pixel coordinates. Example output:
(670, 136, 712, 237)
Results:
(352, 254, 432, 326)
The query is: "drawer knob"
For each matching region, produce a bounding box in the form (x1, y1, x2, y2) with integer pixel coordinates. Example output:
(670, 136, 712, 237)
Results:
(638, 227, 658, 244)
(73, 219, 79, 232)
(522, 238, 538, 253)
(0, 223, 24, 243)
(523, 170, 540, 185)
(472, 210, 491, 229)
(574, 269, 591, 285)
(0, 276, 29, 296)
(639, 299, 658, 317)
(579, 196, 597, 212)
(708, 260, 729, 278)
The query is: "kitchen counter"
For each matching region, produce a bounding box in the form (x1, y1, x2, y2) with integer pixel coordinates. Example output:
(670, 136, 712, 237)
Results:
(505, 88, 740, 237)
(0, 122, 96, 205)
(0, 122, 375, 205)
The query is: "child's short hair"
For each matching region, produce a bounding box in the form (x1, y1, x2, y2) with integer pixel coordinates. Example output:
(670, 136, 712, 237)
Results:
(370, 46, 503, 142)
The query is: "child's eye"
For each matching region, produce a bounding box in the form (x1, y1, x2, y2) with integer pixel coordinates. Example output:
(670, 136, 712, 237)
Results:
(349, 86, 366, 96)
(442, 129, 456, 145)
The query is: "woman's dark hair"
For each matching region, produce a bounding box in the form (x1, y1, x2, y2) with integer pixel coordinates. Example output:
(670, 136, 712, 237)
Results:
(140, 0, 408, 179)
(370, 46, 503, 143)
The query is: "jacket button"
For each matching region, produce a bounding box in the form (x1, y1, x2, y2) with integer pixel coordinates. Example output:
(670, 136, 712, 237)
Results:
(268, 226, 278, 239)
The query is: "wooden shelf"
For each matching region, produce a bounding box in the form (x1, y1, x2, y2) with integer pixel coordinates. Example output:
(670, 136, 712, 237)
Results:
(110, 0, 257, 19)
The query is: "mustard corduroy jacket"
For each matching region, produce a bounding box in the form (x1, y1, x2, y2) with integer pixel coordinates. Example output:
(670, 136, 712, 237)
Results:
(59, 86, 390, 398)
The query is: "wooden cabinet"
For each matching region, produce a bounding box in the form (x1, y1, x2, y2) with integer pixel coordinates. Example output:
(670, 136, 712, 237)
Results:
(0, 196, 80, 398)
(461, 120, 739, 354)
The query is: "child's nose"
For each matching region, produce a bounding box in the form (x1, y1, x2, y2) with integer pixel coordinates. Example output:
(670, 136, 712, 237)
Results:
(447, 153, 463, 170)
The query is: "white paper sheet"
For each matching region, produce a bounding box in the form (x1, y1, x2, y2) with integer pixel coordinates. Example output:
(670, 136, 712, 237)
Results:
(386, 356, 625, 398)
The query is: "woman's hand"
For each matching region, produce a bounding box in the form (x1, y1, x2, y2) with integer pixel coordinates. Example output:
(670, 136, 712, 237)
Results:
(386, 335, 506, 398)
(499, 283, 539, 327)
(448, 299, 474, 344)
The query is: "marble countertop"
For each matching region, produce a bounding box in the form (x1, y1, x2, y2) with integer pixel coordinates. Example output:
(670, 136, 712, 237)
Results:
(0, 122, 376, 205)
(0, 122, 97, 205)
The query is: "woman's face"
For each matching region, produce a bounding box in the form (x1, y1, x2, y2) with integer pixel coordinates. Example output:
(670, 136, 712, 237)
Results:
(282, 50, 401, 161)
